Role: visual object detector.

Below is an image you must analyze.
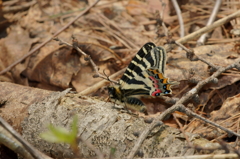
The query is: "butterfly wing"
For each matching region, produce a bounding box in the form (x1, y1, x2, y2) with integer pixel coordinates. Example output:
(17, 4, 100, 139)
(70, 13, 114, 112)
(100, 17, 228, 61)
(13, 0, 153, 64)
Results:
(120, 46, 170, 96)
(108, 43, 177, 113)
(143, 68, 177, 96)
(122, 68, 176, 97)
(120, 42, 156, 84)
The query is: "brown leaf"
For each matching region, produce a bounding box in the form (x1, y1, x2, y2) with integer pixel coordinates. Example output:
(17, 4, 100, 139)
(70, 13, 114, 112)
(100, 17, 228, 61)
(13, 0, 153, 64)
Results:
(186, 93, 240, 140)
(0, 25, 35, 85)
(77, 42, 119, 63)
(24, 43, 81, 89)
(126, 0, 149, 16)
(72, 43, 118, 92)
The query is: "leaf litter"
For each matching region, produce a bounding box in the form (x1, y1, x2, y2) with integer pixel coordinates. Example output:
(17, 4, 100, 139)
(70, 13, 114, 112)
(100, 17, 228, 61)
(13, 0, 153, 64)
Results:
(0, 0, 240, 155)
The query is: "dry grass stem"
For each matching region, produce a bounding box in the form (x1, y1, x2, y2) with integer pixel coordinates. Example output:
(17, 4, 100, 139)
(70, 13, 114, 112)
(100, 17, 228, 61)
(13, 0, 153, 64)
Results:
(0, 0, 101, 75)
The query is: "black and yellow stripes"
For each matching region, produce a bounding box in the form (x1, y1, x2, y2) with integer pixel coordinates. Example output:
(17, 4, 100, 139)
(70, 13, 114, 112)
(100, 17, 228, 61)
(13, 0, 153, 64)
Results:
(120, 42, 156, 83)
(120, 43, 166, 86)
(149, 47, 166, 73)
(108, 42, 177, 113)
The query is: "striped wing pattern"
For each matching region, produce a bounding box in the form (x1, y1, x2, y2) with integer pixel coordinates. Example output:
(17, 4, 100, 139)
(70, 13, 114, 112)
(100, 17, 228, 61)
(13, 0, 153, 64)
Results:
(120, 42, 156, 83)
(120, 43, 169, 97)
(108, 42, 177, 113)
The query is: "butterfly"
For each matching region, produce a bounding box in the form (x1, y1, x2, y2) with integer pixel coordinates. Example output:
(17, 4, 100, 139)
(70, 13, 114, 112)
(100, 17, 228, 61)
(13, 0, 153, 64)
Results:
(108, 42, 177, 113)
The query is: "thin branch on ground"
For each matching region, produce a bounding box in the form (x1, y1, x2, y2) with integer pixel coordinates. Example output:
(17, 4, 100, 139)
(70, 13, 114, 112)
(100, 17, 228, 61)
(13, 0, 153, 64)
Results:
(159, 96, 179, 105)
(96, 13, 136, 49)
(98, 13, 139, 49)
(155, 3, 169, 39)
(173, 114, 192, 146)
(2, 0, 37, 13)
(185, 140, 240, 157)
(179, 104, 240, 137)
(0, 0, 100, 75)
(54, 37, 118, 84)
(164, 10, 240, 50)
(79, 68, 126, 95)
(155, 154, 239, 159)
(127, 57, 240, 159)
(234, 119, 240, 147)
(0, 125, 34, 159)
(197, 0, 222, 46)
(1, 4, 239, 76)
(0, 117, 52, 159)
(159, 3, 169, 37)
(171, 0, 184, 38)
(174, 41, 220, 70)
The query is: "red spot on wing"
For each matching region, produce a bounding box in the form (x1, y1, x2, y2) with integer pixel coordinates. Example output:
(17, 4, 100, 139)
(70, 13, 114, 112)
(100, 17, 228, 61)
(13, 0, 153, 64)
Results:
(151, 89, 161, 96)
(149, 76, 158, 87)
(149, 76, 162, 96)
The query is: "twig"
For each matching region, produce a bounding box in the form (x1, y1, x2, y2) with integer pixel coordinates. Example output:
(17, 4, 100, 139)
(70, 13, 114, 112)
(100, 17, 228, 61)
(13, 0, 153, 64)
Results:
(90, 26, 133, 49)
(79, 68, 125, 95)
(159, 96, 179, 105)
(2, 0, 18, 6)
(98, 13, 139, 49)
(197, 0, 222, 46)
(96, 13, 135, 49)
(172, 10, 240, 46)
(179, 104, 240, 137)
(171, 0, 184, 38)
(76, 33, 116, 46)
(54, 37, 118, 84)
(157, 2, 169, 37)
(127, 120, 164, 159)
(0, 0, 101, 75)
(159, 2, 165, 21)
(173, 114, 192, 146)
(152, 153, 239, 159)
(217, 140, 240, 158)
(234, 119, 240, 147)
(0, 125, 34, 159)
(174, 41, 220, 70)
(0, 117, 52, 159)
(196, 55, 220, 70)
(2, 0, 37, 13)
(128, 10, 240, 159)
(127, 58, 240, 159)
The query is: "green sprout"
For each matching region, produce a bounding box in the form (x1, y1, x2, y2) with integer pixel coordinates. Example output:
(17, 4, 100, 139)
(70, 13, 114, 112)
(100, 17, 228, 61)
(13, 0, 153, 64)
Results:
(40, 115, 78, 149)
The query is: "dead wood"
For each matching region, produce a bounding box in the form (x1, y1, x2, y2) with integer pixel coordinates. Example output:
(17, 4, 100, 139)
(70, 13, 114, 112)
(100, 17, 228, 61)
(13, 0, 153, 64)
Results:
(0, 82, 224, 158)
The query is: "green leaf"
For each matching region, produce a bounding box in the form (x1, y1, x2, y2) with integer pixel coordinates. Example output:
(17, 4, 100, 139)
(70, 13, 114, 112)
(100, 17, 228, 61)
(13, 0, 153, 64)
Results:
(40, 115, 79, 145)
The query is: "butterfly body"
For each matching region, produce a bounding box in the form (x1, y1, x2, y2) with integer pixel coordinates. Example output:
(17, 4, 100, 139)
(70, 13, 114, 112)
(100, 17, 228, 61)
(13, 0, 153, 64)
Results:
(108, 42, 177, 113)
(108, 85, 146, 112)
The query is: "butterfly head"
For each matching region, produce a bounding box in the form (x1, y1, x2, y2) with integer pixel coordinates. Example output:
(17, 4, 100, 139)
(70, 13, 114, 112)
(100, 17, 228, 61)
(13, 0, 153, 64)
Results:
(108, 85, 122, 101)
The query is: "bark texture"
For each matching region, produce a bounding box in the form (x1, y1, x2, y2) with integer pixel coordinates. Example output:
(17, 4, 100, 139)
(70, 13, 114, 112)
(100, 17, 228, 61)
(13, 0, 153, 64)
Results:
(0, 82, 221, 158)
